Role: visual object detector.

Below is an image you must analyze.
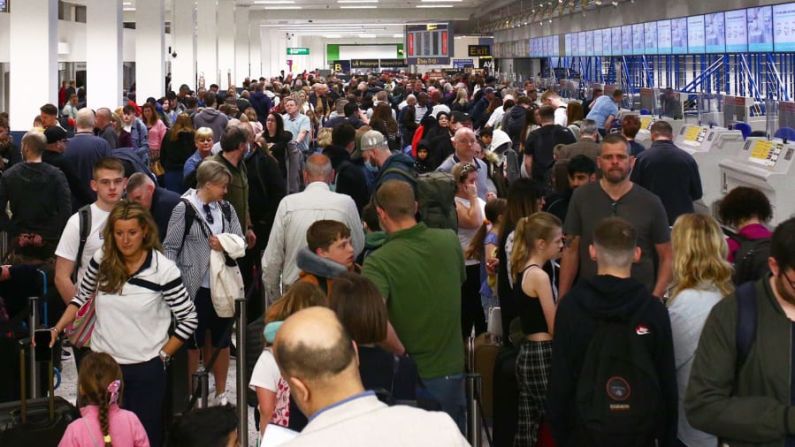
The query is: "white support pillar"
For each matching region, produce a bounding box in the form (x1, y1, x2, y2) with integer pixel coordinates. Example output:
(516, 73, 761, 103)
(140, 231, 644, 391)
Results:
(136, 0, 165, 100)
(86, 0, 123, 110)
(218, 0, 235, 89)
(196, 0, 218, 88)
(234, 6, 251, 83)
(251, 25, 263, 78)
(9, 0, 58, 131)
(171, 0, 196, 90)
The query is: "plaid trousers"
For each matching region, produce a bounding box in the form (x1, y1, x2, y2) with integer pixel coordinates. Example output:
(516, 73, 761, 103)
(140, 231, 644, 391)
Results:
(514, 339, 553, 447)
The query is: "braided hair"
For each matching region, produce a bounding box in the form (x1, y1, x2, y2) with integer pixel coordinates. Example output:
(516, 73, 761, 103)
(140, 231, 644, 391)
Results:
(78, 352, 124, 446)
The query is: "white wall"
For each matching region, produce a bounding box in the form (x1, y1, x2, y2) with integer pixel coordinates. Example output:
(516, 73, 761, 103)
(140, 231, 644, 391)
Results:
(0, 15, 8, 63)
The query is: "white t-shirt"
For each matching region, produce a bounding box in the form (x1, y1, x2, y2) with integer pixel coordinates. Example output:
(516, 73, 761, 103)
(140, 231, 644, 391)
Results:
(55, 204, 110, 286)
(250, 349, 291, 428)
(554, 105, 568, 127)
(455, 196, 486, 266)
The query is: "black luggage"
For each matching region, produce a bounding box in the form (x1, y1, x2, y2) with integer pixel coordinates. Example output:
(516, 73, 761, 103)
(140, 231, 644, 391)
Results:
(0, 342, 80, 446)
(492, 345, 519, 447)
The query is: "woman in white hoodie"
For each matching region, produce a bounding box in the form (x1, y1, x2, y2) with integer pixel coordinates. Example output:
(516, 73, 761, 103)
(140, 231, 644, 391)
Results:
(667, 213, 734, 447)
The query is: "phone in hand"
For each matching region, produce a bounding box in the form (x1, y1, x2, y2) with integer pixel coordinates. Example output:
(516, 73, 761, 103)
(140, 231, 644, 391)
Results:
(34, 329, 53, 360)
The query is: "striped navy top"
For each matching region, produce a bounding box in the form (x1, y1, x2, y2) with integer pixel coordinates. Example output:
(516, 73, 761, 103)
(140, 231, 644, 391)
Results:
(70, 248, 198, 365)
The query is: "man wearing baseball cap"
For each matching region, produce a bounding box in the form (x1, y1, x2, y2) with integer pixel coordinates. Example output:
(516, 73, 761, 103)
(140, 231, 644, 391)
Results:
(360, 130, 415, 189)
(43, 127, 93, 210)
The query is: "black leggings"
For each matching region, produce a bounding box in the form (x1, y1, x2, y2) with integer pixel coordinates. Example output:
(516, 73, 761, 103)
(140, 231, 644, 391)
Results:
(461, 263, 486, 338)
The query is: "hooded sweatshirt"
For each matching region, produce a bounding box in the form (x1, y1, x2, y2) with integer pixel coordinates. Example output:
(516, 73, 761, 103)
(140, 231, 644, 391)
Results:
(547, 275, 678, 447)
(376, 153, 417, 189)
(296, 247, 358, 296)
(0, 162, 71, 241)
(502, 105, 529, 147)
(192, 108, 229, 143)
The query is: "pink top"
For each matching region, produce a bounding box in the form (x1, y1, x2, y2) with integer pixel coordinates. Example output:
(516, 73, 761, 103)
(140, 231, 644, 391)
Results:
(727, 223, 773, 263)
(59, 404, 150, 447)
(147, 120, 168, 151)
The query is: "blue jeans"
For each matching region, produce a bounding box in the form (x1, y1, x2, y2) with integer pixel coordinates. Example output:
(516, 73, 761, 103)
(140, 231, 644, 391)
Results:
(421, 373, 466, 434)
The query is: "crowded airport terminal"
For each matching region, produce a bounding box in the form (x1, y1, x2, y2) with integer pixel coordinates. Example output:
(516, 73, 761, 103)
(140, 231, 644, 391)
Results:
(3, 0, 795, 445)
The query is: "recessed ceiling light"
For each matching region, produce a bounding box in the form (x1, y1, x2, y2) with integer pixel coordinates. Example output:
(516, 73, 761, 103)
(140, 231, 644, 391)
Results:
(338, 0, 378, 2)
(255, 0, 296, 4)
(264, 6, 303, 9)
(416, 4, 454, 7)
(341, 5, 377, 7)
(358, 33, 377, 38)
(420, 0, 463, 2)
(324, 34, 343, 38)
(123, 7, 136, 11)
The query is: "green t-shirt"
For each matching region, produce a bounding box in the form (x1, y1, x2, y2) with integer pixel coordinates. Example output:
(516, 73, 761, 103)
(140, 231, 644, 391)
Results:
(362, 223, 466, 379)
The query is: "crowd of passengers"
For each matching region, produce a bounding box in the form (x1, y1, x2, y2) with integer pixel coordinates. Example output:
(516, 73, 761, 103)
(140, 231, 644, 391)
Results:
(0, 69, 789, 447)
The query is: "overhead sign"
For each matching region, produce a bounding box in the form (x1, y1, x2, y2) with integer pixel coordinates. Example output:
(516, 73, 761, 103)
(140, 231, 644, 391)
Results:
(286, 47, 309, 56)
(331, 60, 351, 73)
(406, 22, 452, 65)
(453, 59, 475, 69)
(351, 59, 380, 69)
(379, 58, 408, 69)
(468, 45, 491, 57)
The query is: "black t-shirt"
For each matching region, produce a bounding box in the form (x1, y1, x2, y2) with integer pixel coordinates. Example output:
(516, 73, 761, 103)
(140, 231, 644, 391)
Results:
(357, 346, 418, 402)
(524, 125, 576, 180)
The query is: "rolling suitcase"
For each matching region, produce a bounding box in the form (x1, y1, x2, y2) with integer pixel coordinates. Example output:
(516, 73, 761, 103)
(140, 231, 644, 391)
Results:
(473, 332, 500, 420)
(0, 341, 80, 446)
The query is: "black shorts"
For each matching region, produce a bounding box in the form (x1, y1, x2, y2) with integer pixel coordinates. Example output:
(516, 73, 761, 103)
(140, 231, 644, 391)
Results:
(187, 287, 233, 349)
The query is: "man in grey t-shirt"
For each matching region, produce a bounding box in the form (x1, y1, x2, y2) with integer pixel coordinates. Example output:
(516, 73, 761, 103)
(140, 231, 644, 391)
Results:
(559, 134, 672, 298)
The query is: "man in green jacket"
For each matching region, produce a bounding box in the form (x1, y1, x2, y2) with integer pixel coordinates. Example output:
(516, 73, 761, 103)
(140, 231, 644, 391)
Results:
(362, 180, 466, 433)
(686, 217, 795, 447)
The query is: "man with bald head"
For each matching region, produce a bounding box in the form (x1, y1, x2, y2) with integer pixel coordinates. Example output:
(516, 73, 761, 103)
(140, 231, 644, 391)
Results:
(274, 307, 469, 446)
(63, 108, 112, 209)
(437, 127, 492, 200)
(262, 153, 364, 304)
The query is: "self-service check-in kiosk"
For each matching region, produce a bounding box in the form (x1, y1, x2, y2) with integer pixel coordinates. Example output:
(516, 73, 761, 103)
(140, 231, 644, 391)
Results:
(674, 125, 746, 211)
(719, 138, 795, 226)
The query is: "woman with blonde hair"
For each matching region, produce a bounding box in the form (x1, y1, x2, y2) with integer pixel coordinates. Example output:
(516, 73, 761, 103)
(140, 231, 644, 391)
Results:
(667, 213, 733, 447)
(509, 211, 563, 447)
(50, 201, 197, 447)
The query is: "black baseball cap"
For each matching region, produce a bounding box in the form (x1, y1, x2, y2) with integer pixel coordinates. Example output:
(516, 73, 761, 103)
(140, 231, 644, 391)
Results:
(44, 127, 68, 144)
(451, 111, 472, 123)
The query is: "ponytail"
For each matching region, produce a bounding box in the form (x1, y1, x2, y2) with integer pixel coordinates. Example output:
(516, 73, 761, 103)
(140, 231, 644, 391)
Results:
(510, 218, 531, 280)
(509, 212, 562, 280)
(465, 220, 490, 261)
(99, 396, 112, 447)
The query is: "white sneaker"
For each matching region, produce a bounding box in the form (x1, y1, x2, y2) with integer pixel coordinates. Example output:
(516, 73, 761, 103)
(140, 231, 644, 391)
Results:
(212, 392, 228, 407)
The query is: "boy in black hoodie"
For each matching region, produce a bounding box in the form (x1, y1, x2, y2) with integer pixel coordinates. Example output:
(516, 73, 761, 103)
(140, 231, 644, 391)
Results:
(546, 217, 677, 447)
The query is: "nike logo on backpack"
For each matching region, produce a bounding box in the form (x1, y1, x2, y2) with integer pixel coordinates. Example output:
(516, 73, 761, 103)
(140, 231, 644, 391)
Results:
(635, 325, 650, 335)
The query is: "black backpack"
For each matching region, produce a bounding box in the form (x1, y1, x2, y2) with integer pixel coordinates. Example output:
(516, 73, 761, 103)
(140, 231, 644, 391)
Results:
(71, 205, 92, 283)
(575, 299, 661, 446)
(728, 233, 771, 285)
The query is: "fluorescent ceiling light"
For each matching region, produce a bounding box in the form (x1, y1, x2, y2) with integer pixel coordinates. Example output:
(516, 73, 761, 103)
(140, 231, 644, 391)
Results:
(123, 1, 132, 5)
(416, 4, 454, 7)
(358, 33, 377, 38)
(392, 33, 404, 38)
(420, 0, 463, 2)
(324, 34, 343, 38)
(337, 0, 378, 2)
(264, 6, 303, 9)
(123, 7, 136, 11)
(341, 5, 377, 8)
(255, 0, 296, 3)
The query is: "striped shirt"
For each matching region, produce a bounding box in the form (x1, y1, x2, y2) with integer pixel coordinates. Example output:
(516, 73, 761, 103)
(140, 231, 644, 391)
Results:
(71, 248, 198, 365)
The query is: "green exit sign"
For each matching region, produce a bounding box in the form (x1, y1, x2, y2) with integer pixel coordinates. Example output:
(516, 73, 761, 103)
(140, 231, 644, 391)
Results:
(287, 47, 310, 55)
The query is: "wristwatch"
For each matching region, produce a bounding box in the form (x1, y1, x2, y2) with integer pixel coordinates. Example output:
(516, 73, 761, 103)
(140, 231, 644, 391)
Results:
(159, 350, 172, 367)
